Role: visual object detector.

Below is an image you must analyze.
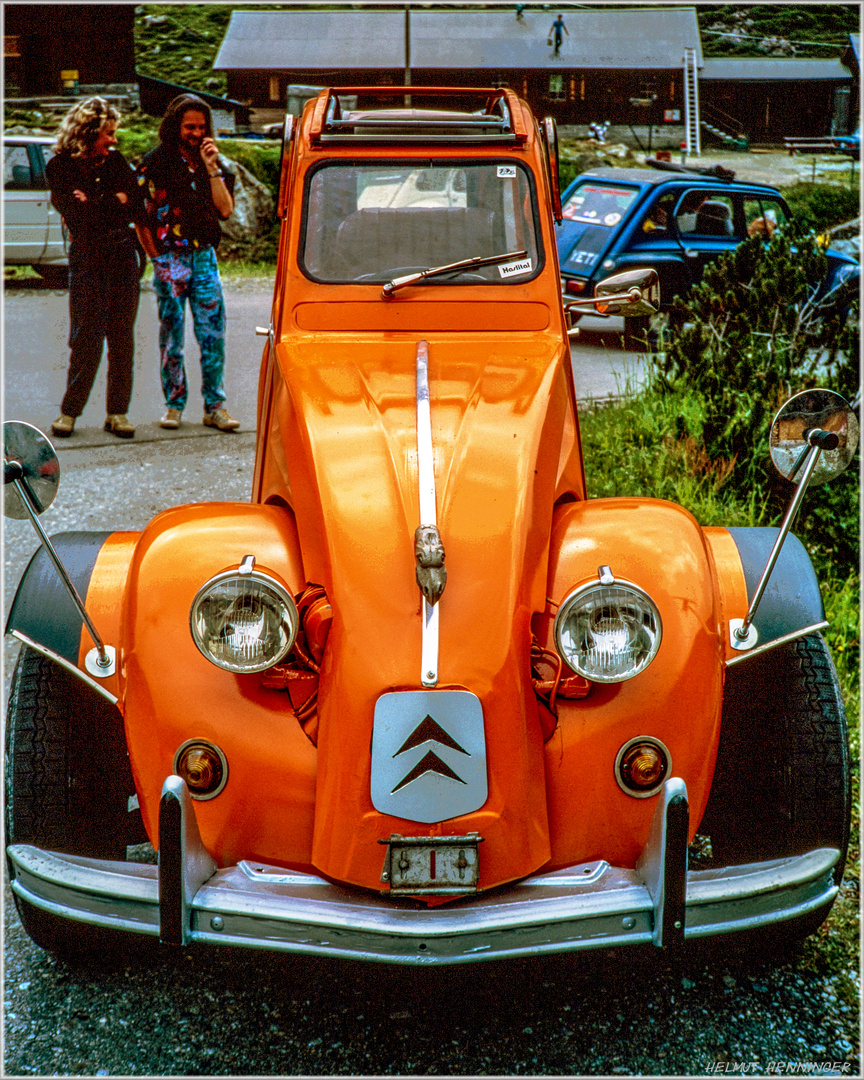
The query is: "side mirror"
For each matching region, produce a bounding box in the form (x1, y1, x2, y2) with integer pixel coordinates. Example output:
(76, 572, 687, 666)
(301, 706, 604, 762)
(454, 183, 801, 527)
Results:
(4, 420, 115, 677)
(770, 388, 859, 486)
(731, 388, 858, 653)
(595, 269, 660, 316)
(565, 268, 660, 318)
(4, 420, 60, 519)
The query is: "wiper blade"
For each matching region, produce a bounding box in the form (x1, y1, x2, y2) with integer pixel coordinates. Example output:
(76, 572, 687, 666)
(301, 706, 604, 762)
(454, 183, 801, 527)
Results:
(381, 249, 529, 298)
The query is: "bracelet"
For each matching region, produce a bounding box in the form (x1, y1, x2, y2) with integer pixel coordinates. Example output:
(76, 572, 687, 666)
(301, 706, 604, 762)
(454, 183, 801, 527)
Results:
(208, 172, 223, 179)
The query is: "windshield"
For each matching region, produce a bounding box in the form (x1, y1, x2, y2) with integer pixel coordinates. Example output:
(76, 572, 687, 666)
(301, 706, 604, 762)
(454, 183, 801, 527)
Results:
(561, 183, 639, 227)
(558, 182, 640, 272)
(301, 160, 542, 284)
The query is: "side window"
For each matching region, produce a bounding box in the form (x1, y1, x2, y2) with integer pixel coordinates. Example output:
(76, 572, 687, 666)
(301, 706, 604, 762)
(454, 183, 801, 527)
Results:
(744, 197, 787, 240)
(4, 145, 34, 190)
(675, 192, 735, 238)
(639, 192, 676, 235)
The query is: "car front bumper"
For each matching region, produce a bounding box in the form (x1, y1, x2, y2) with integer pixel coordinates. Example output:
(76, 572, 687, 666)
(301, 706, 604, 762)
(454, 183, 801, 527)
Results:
(7, 776, 839, 965)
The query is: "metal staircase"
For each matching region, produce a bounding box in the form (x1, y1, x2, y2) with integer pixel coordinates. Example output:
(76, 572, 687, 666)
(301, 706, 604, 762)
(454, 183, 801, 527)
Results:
(701, 103, 749, 151)
(683, 47, 701, 156)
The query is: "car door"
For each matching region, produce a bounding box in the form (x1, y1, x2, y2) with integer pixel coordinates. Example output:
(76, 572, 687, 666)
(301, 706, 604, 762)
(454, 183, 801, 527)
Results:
(614, 189, 690, 307)
(4, 142, 48, 262)
(672, 188, 741, 287)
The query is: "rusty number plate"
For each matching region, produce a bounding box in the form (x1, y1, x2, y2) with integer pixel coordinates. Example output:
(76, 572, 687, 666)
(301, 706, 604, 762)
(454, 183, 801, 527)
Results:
(380, 833, 482, 896)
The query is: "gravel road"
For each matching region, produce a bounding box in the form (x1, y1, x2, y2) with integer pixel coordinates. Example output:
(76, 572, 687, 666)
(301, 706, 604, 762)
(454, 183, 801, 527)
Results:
(3, 436, 859, 1078)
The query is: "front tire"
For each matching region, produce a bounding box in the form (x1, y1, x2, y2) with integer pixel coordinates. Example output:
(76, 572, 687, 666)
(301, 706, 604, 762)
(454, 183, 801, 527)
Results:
(5, 646, 148, 959)
(699, 633, 850, 938)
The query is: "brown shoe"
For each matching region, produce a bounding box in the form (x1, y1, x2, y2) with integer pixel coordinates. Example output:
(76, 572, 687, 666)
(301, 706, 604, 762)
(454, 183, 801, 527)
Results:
(104, 414, 135, 439)
(51, 414, 75, 438)
(160, 408, 182, 429)
(203, 407, 240, 432)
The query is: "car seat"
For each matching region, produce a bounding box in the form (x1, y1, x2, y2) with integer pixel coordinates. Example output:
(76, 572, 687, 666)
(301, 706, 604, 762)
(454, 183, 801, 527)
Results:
(694, 201, 733, 237)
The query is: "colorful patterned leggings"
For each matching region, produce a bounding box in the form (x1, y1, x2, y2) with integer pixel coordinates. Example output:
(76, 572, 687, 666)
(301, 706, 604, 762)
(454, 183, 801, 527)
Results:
(151, 246, 227, 414)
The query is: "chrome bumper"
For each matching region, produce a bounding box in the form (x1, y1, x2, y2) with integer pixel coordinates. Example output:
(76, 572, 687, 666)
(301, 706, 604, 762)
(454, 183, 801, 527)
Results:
(8, 776, 839, 965)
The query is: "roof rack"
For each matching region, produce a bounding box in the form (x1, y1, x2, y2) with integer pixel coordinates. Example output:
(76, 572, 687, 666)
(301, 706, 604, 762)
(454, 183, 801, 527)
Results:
(645, 157, 736, 182)
(309, 87, 528, 146)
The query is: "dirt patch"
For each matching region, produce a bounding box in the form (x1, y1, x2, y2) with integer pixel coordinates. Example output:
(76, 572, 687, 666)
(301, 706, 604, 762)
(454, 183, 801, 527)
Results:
(641, 147, 859, 189)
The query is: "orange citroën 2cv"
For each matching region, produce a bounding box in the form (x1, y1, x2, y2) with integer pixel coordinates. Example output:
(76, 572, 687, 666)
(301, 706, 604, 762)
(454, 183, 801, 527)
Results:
(4, 87, 855, 964)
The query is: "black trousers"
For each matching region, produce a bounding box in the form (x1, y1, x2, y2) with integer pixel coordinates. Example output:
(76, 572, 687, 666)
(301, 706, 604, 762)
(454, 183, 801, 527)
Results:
(61, 237, 140, 418)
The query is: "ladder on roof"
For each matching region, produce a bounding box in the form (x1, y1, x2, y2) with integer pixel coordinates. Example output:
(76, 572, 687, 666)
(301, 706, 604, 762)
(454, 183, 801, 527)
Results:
(683, 47, 701, 156)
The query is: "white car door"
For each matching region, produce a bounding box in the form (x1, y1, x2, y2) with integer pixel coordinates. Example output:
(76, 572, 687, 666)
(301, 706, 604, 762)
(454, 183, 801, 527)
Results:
(4, 143, 49, 262)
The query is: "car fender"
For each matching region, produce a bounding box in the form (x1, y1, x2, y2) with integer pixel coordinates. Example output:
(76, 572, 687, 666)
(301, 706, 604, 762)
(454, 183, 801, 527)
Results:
(117, 502, 317, 869)
(6, 530, 143, 703)
(536, 497, 724, 870)
(6, 530, 112, 666)
(725, 527, 825, 652)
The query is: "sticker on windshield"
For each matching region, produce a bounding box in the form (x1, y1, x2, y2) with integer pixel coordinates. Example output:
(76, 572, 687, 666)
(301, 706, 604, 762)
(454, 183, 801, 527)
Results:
(604, 213, 621, 225)
(498, 257, 533, 279)
(497, 165, 517, 179)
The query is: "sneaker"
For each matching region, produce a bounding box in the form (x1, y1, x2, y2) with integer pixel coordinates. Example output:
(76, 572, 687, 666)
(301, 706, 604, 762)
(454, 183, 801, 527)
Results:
(104, 414, 136, 439)
(160, 408, 182, 429)
(203, 407, 240, 432)
(51, 414, 75, 438)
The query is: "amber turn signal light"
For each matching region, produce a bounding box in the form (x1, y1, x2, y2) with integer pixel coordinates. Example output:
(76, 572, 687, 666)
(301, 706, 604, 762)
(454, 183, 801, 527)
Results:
(173, 739, 228, 801)
(615, 737, 670, 799)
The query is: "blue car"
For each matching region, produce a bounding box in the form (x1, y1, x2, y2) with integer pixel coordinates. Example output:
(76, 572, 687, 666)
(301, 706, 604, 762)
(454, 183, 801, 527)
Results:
(556, 163, 859, 346)
(832, 127, 860, 160)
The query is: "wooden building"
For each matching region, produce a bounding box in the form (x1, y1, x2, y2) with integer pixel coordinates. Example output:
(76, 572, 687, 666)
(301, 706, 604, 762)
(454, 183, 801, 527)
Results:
(214, 7, 703, 138)
(699, 58, 854, 142)
(4, 4, 135, 98)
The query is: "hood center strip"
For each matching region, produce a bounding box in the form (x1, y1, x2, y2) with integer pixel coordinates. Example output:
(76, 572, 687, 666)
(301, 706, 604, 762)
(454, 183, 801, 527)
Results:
(416, 340, 439, 688)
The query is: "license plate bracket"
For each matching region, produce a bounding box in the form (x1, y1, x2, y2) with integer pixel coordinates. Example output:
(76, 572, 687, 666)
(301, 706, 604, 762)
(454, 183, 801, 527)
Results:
(380, 833, 483, 895)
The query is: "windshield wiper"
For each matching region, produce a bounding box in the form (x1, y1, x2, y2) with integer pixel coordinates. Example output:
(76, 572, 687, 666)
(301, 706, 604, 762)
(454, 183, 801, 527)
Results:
(381, 249, 529, 298)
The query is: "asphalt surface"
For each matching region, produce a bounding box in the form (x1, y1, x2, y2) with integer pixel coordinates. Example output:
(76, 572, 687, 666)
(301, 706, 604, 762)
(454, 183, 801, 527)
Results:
(3, 273, 645, 451)
(2, 279, 858, 1077)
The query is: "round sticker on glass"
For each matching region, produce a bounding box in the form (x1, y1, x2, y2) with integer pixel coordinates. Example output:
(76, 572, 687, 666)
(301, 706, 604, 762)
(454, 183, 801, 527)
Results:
(605, 213, 622, 226)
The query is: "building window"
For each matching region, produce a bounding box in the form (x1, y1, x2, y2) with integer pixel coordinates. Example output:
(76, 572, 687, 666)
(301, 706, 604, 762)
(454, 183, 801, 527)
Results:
(269, 75, 280, 103)
(548, 74, 564, 101)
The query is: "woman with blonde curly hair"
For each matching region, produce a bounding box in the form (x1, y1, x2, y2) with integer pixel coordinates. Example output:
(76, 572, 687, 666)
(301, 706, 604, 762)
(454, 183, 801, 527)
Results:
(46, 96, 151, 439)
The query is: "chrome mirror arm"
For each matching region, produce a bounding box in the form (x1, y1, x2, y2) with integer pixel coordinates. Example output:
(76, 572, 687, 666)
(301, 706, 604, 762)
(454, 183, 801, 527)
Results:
(565, 287, 644, 310)
(4, 461, 115, 676)
(732, 429, 838, 649)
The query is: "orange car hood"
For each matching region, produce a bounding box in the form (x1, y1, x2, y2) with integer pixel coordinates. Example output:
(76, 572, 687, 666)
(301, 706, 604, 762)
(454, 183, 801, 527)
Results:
(259, 332, 584, 888)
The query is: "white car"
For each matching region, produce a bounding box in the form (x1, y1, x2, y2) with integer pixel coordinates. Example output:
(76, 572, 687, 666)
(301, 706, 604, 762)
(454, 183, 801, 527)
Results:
(4, 134, 68, 284)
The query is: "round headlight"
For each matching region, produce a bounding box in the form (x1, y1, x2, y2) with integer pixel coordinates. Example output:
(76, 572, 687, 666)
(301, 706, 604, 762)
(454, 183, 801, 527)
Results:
(553, 579, 662, 682)
(190, 569, 298, 673)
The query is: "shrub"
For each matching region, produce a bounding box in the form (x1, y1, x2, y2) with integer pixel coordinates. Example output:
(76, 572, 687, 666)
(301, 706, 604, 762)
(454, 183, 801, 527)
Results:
(651, 226, 859, 574)
(784, 182, 861, 234)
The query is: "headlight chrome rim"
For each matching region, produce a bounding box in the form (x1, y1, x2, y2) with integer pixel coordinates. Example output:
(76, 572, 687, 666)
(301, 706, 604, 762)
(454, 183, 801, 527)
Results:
(553, 577, 662, 683)
(189, 567, 298, 674)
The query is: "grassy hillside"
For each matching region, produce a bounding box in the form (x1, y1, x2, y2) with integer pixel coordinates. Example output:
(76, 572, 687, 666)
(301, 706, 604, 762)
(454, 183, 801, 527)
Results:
(697, 4, 858, 58)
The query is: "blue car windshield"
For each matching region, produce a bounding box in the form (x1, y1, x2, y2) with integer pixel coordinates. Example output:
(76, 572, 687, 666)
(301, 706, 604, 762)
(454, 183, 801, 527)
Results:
(559, 183, 640, 271)
(561, 183, 639, 227)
